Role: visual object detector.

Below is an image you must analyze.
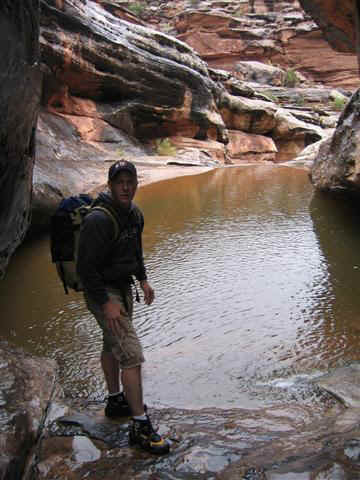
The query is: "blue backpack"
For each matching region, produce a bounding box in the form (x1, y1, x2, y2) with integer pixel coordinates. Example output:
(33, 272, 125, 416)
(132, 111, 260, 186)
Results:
(50, 194, 120, 293)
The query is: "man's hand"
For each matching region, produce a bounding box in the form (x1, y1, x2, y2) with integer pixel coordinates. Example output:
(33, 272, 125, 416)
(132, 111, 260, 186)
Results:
(102, 300, 127, 337)
(140, 280, 155, 305)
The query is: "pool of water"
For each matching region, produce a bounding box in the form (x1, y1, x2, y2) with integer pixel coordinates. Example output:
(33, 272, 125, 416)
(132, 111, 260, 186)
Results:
(2, 165, 360, 409)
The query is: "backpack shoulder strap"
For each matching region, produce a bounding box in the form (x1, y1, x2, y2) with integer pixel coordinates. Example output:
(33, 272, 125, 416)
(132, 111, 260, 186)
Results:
(91, 205, 120, 240)
(131, 204, 143, 228)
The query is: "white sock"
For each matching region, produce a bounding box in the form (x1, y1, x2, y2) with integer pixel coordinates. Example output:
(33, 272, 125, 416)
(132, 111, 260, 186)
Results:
(133, 414, 147, 421)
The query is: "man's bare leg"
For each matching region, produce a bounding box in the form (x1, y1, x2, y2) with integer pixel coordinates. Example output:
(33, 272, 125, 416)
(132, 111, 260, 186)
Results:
(121, 365, 144, 417)
(101, 351, 120, 394)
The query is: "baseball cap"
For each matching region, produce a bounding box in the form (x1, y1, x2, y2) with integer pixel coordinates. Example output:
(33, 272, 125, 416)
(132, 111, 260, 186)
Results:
(108, 160, 137, 181)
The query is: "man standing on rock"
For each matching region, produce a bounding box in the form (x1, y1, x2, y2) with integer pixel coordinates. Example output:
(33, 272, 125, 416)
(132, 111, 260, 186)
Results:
(77, 160, 169, 455)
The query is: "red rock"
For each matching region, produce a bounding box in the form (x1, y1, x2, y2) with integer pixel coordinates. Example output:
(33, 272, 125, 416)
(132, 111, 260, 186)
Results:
(227, 130, 277, 163)
(272, 30, 359, 90)
(169, 136, 228, 163)
(174, 5, 358, 90)
(298, 0, 356, 53)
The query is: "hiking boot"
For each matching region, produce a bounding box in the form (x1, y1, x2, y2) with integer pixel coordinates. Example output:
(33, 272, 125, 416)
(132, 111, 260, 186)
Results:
(105, 393, 148, 418)
(129, 415, 170, 454)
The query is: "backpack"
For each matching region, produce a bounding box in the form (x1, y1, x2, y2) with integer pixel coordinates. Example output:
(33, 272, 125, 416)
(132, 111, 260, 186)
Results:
(50, 194, 120, 294)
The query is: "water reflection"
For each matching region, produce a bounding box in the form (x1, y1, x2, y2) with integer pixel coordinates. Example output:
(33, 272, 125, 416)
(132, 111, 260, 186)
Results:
(1, 166, 359, 409)
(309, 191, 360, 367)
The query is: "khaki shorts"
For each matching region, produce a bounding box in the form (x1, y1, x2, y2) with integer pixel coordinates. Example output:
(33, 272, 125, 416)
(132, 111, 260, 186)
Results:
(84, 286, 145, 369)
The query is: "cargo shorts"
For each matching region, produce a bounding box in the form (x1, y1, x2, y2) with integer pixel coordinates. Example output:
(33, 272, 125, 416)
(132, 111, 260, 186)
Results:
(84, 286, 145, 369)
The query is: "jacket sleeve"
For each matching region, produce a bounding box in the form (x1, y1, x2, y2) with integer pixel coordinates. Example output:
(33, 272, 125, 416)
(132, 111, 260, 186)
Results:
(135, 212, 147, 282)
(77, 210, 114, 305)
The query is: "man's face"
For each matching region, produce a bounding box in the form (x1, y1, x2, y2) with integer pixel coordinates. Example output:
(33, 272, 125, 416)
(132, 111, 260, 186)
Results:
(109, 171, 138, 208)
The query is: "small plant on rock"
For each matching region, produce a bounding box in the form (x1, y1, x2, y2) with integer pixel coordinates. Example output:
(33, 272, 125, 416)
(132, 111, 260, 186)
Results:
(284, 68, 299, 88)
(128, 2, 146, 17)
(155, 138, 177, 156)
(332, 96, 347, 111)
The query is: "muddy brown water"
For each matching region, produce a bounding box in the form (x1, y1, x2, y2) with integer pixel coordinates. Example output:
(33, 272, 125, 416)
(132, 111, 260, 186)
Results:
(2, 165, 360, 412)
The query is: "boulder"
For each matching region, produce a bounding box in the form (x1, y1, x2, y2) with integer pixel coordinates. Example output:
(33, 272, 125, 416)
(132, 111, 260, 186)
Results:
(227, 130, 277, 163)
(310, 90, 360, 194)
(220, 94, 278, 133)
(0, 341, 59, 480)
(152, 136, 226, 164)
(220, 93, 324, 161)
(0, 0, 42, 277)
(235, 61, 286, 86)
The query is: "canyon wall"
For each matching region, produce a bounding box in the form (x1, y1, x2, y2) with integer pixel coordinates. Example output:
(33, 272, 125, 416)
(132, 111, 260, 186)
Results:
(0, 0, 42, 277)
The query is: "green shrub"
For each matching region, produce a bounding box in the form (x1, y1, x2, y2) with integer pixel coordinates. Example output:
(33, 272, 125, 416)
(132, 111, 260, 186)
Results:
(128, 2, 146, 17)
(332, 96, 347, 111)
(284, 69, 299, 88)
(155, 138, 177, 156)
(190, 0, 201, 6)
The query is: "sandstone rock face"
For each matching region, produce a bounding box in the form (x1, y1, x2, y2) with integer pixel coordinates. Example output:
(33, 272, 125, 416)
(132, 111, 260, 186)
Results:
(173, 1, 358, 89)
(31, 0, 230, 230)
(227, 130, 277, 163)
(235, 61, 286, 86)
(220, 91, 324, 160)
(40, 0, 226, 142)
(298, 0, 357, 53)
(0, 0, 42, 277)
(310, 90, 360, 193)
(0, 341, 58, 480)
(31, 110, 146, 231)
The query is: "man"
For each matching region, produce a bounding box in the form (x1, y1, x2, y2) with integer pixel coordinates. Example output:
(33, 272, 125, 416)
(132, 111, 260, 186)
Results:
(77, 160, 169, 455)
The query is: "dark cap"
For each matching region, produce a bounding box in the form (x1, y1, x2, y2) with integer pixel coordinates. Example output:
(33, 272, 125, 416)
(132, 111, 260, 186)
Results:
(108, 160, 137, 181)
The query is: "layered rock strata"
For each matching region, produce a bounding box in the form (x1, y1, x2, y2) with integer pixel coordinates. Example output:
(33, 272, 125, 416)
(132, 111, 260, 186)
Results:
(32, 0, 231, 229)
(298, 0, 357, 54)
(40, 0, 227, 142)
(0, 0, 42, 277)
(172, 0, 358, 89)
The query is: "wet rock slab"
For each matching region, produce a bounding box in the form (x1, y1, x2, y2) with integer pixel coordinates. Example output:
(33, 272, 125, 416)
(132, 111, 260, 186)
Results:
(2, 343, 360, 479)
(314, 363, 360, 408)
(0, 341, 59, 480)
(26, 386, 360, 479)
